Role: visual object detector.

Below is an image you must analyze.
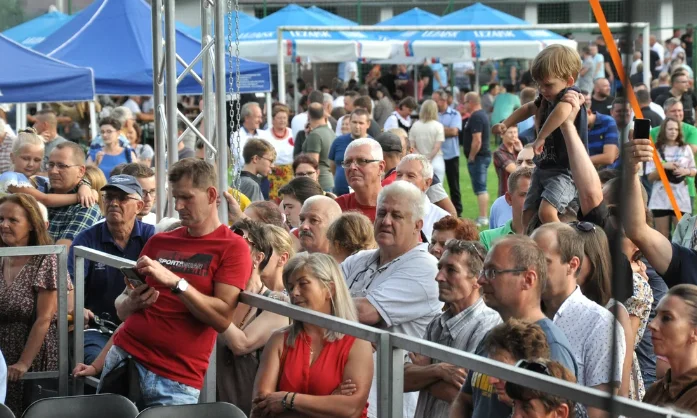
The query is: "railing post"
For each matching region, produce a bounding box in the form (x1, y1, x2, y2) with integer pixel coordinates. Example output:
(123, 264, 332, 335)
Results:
(390, 341, 404, 418)
(56, 248, 69, 396)
(199, 346, 216, 403)
(73, 255, 86, 396)
(377, 332, 391, 418)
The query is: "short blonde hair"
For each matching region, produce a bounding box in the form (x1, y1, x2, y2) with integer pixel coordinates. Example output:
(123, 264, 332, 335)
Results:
(264, 224, 296, 259)
(12, 128, 45, 155)
(531, 44, 582, 83)
(84, 165, 107, 215)
(419, 100, 439, 122)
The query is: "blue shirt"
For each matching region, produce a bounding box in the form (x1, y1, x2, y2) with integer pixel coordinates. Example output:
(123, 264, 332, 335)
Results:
(536, 318, 579, 377)
(517, 116, 535, 133)
(329, 133, 372, 196)
(431, 63, 448, 91)
(68, 220, 155, 324)
(489, 195, 512, 229)
(439, 108, 462, 160)
(588, 112, 620, 168)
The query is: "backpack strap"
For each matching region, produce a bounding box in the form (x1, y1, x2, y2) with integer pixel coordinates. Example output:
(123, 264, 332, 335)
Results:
(675, 379, 697, 402)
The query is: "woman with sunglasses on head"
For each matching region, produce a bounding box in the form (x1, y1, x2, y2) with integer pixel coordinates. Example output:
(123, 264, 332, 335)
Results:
(217, 219, 290, 416)
(643, 284, 697, 412)
(251, 253, 373, 418)
(260, 224, 296, 293)
(505, 359, 579, 418)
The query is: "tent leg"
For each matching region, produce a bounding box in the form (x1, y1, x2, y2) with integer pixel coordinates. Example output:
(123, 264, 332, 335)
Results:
(266, 93, 273, 129)
(312, 63, 318, 91)
(89, 101, 98, 140)
(474, 59, 480, 93)
(413, 65, 418, 100)
(292, 63, 299, 115)
(15, 104, 21, 131)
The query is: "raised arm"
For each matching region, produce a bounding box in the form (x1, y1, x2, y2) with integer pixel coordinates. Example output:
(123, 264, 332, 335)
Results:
(537, 101, 572, 144)
(494, 102, 537, 134)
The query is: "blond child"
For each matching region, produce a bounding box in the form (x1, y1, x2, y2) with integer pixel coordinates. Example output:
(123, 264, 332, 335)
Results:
(491, 44, 588, 225)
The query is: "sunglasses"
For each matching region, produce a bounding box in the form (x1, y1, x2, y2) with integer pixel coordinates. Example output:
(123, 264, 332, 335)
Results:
(233, 227, 255, 247)
(569, 221, 596, 232)
(446, 239, 486, 261)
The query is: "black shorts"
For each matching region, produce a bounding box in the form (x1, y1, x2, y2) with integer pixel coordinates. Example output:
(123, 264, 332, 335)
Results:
(651, 209, 685, 218)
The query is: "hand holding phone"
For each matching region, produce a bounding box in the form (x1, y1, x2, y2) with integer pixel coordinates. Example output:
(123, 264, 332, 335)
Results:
(633, 118, 651, 141)
(121, 266, 147, 289)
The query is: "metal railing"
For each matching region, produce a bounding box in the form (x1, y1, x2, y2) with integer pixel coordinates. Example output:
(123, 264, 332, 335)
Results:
(67, 247, 695, 418)
(0, 246, 70, 396)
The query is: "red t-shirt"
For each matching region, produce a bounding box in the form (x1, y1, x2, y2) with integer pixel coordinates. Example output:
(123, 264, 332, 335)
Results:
(335, 193, 376, 222)
(114, 224, 251, 389)
(381, 170, 397, 187)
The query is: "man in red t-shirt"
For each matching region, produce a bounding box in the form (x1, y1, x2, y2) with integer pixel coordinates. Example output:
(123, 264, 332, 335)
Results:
(334, 138, 386, 222)
(100, 159, 252, 407)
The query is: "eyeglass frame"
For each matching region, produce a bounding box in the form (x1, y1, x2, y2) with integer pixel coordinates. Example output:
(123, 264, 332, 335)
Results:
(295, 170, 317, 177)
(102, 193, 142, 203)
(341, 158, 381, 169)
(478, 267, 527, 282)
(141, 189, 157, 198)
(46, 162, 79, 171)
(232, 227, 273, 270)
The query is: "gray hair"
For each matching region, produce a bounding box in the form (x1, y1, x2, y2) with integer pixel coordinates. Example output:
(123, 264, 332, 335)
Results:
(345, 137, 383, 161)
(664, 97, 682, 111)
(111, 106, 133, 127)
(241, 102, 260, 121)
(302, 195, 342, 220)
(377, 180, 426, 221)
(282, 252, 358, 346)
(398, 154, 434, 180)
(323, 93, 334, 105)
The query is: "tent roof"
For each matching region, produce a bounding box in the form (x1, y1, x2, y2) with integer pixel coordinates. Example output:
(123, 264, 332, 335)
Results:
(375, 7, 441, 40)
(34, 0, 271, 95)
(0, 33, 95, 103)
(437, 2, 529, 26)
(3, 10, 74, 48)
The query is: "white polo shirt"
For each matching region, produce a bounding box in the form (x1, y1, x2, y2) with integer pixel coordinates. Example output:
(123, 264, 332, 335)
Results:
(422, 195, 450, 241)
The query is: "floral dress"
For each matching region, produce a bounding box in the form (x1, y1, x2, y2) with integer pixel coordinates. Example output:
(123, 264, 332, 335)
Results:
(266, 127, 295, 202)
(0, 255, 66, 416)
(624, 273, 654, 401)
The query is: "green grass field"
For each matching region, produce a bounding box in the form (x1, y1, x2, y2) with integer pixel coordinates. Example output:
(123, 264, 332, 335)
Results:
(442, 150, 500, 222)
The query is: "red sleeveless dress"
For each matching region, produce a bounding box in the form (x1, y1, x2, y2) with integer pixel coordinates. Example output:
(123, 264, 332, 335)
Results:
(277, 331, 368, 418)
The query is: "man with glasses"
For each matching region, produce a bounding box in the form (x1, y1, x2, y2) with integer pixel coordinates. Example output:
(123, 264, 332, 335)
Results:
(335, 138, 386, 222)
(342, 180, 441, 418)
(406, 240, 501, 418)
(479, 167, 532, 251)
(329, 108, 371, 196)
(655, 71, 697, 125)
(68, 175, 155, 364)
(239, 138, 276, 202)
(531, 223, 625, 418)
(46, 142, 102, 247)
(450, 235, 577, 418)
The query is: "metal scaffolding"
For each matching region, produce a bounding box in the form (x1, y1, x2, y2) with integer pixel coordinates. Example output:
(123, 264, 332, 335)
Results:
(151, 0, 229, 223)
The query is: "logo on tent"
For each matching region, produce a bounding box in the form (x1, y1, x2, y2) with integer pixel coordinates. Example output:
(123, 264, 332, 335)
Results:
(473, 31, 516, 39)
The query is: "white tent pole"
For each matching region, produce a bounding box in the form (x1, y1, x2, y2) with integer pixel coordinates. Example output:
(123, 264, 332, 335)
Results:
(266, 93, 273, 129)
(413, 65, 418, 100)
(292, 63, 299, 114)
(15, 104, 21, 131)
(89, 101, 98, 140)
(475, 59, 480, 93)
(312, 64, 318, 90)
(642, 25, 651, 87)
(277, 28, 286, 105)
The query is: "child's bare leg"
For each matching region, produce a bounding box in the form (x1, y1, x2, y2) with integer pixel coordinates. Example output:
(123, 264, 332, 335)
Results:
(538, 200, 560, 224)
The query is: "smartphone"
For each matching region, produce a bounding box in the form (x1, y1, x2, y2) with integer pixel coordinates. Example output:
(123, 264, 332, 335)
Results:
(121, 266, 147, 289)
(633, 118, 651, 140)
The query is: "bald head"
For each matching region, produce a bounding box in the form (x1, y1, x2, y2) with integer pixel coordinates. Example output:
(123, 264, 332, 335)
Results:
(464, 92, 481, 105)
(298, 195, 342, 254)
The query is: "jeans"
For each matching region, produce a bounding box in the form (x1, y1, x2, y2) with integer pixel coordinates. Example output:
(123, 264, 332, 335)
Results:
(467, 155, 491, 195)
(98, 345, 200, 407)
(444, 157, 462, 216)
(84, 330, 111, 365)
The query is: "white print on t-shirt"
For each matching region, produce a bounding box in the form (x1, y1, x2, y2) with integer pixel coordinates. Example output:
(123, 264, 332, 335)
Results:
(156, 250, 213, 277)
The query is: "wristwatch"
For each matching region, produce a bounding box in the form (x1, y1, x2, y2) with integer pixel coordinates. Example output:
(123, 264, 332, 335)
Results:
(171, 278, 189, 294)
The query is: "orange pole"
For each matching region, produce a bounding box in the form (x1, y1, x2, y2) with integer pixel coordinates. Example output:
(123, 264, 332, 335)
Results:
(588, 0, 683, 219)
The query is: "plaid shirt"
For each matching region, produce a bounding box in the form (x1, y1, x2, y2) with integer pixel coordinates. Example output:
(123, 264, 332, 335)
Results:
(47, 190, 102, 241)
(0, 135, 13, 174)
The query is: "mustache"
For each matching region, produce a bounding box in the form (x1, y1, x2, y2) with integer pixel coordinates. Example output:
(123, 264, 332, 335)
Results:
(299, 230, 314, 238)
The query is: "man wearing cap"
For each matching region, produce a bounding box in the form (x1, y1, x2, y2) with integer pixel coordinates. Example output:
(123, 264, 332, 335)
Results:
(68, 174, 156, 364)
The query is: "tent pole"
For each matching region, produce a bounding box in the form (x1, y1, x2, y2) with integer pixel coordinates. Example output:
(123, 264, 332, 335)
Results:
(214, 0, 229, 223)
(152, 0, 166, 221)
(642, 25, 651, 87)
(292, 63, 299, 114)
(15, 104, 21, 131)
(202, 0, 215, 166)
(474, 58, 480, 93)
(266, 93, 273, 129)
(277, 29, 286, 105)
(88, 101, 98, 140)
(413, 65, 418, 100)
(312, 63, 318, 90)
(164, 0, 178, 218)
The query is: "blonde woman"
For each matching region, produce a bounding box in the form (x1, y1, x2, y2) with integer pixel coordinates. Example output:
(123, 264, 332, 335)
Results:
(261, 224, 296, 293)
(327, 212, 377, 263)
(408, 100, 445, 180)
(252, 253, 373, 418)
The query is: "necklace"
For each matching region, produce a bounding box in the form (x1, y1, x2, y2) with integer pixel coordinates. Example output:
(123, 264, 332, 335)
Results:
(238, 284, 266, 329)
(302, 332, 315, 365)
(272, 127, 288, 139)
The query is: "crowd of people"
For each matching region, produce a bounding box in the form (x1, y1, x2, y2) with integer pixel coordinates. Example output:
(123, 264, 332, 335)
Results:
(0, 26, 697, 418)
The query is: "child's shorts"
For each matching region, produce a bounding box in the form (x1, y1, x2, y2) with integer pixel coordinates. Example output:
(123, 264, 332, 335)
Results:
(523, 167, 576, 213)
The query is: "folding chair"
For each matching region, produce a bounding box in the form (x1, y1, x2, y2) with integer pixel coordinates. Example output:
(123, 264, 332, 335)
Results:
(136, 402, 247, 418)
(21, 394, 138, 418)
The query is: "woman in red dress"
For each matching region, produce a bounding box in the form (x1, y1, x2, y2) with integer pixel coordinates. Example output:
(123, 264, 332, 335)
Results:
(251, 252, 373, 418)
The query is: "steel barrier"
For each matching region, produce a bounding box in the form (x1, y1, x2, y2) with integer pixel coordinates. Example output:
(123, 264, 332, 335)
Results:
(0, 245, 70, 396)
(69, 247, 696, 418)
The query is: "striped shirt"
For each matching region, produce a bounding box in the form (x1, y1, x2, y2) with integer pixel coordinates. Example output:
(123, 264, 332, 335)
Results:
(413, 298, 502, 418)
(588, 112, 620, 168)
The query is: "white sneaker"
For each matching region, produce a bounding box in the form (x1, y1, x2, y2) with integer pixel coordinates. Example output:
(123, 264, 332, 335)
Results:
(476, 217, 489, 228)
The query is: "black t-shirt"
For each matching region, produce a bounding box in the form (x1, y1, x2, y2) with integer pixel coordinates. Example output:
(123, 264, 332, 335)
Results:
(651, 86, 670, 102)
(656, 91, 697, 125)
(664, 242, 697, 287)
(420, 65, 434, 96)
(640, 107, 664, 128)
(520, 70, 533, 87)
(681, 33, 693, 58)
(534, 86, 588, 170)
(379, 73, 398, 98)
(649, 49, 661, 77)
(462, 109, 490, 158)
(591, 96, 614, 115)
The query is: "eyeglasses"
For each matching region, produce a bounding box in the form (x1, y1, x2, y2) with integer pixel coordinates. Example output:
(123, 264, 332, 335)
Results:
(569, 221, 595, 232)
(505, 360, 554, 402)
(341, 158, 381, 168)
(295, 170, 317, 177)
(103, 194, 141, 203)
(479, 267, 526, 281)
(46, 162, 79, 171)
(100, 130, 117, 135)
(515, 359, 552, 376)
(142, 189, 156, 198)
(233, 227, 255, 247)
(260, 156, 275, 164)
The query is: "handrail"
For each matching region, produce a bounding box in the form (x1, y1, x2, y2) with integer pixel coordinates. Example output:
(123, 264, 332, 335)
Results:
(0, 245, 70, 396)
(69, 248, 696, 418)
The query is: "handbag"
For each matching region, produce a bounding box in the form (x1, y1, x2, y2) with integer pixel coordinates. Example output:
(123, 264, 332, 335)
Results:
(658, 147, 686, 184)
(99, 355, 142, 406)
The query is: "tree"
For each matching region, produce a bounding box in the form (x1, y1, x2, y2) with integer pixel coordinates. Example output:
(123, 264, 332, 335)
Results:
(0, 0, 25, 32)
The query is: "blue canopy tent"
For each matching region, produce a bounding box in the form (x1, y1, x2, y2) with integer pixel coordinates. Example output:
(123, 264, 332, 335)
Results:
(186, 10, 259, 40)
(404, 3, 576, 62)
(34, 0, 271, 95)
(373, 8, 441, 64)
(237, 5, 390, 63)
(0, 33, 95, 103)
(3, 9, 74, 48)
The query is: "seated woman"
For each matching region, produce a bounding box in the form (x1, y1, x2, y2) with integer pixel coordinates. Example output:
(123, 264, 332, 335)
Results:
(251, 253, 373, 418)
(87, 117, 137, 178)
(505, 358, 579, 418)
(0, 194, 70, 415)
(217, 219, 290, 415)
(643, 284, 697, 413)
(326, 212, 377, 263)
(0, 128, 96, 207)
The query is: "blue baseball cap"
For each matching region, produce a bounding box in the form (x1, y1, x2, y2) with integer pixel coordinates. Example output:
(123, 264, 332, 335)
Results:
(101, 174, 143, 197)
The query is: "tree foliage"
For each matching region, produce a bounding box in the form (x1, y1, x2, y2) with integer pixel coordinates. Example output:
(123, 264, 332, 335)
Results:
(0, 0, 25, 32)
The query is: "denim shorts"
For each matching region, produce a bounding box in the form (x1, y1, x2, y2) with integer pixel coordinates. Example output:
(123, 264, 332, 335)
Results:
(98, 345, 200, 407)
(524, 167, 576, 213)
(467, 156, 491, 195)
